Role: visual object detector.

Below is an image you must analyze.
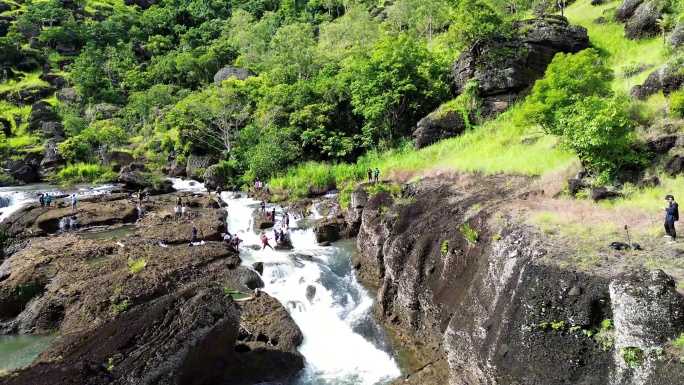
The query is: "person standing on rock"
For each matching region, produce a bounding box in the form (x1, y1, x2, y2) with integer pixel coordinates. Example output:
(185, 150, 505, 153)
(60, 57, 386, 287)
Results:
(367, 168, 372, 183)
(260, 201, 266, 214)
(265, 182, 270, 194)
(177, 195, 182, 206)
(662, 194, 679, 243)
(181, 204, 187, 220)
(374, 167, 379, 183)
(45, 193, 51, 208)
(271, 207, 276, 222)
(174, 205, 180, 221)
(39, 194, 45, 208)
(216, 186, 222, 196)
(191, 226, 198, 243)
(71, 194, 78, 211)
(261, 234, 274, 251)
(285, 213, 290, 229)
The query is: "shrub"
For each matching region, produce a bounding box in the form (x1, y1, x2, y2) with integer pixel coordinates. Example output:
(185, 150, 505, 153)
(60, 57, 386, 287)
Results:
(110, 299, 130, 315)
(670, 90, 684, 118)
(441, 240, 449, 255)
(459, 223, 478, 245)
(57, 163, 105, 185)
(94, 170, 119, 184)
(621, 347, 644, 367)
(0, 170, 14, 186)
(365, 182, 389, 196)
(58, 137, 94, 164)
(128, 258, 146, 273)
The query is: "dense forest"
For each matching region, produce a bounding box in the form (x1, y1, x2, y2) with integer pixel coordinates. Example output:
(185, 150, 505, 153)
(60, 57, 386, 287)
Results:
(0, 0, 683, 191)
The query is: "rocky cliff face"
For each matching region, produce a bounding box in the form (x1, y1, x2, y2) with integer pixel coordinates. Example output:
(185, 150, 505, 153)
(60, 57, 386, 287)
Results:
(350, 177, 684, 384)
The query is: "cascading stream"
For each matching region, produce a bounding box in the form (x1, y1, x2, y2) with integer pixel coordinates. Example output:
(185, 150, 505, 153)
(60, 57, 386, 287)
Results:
(171, 179, 401, 384)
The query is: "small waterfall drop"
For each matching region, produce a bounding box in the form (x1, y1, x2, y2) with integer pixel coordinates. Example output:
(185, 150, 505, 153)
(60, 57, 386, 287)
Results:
(59, 216, 78, 231)
(0, 195, 11, 208)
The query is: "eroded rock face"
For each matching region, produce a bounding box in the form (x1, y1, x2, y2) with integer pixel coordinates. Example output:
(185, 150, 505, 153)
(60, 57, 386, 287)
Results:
(615, 0, 644, 21)
(413, 110, 468, 149)
(214, 66, 256, 86)
(101, 151, 134, 167)
(186, 155, 218, 178)
(671, 22, 684, 47)
(625, 1, 661, 39)
(39, 138, 65, 177)
(631, 63, 684, 99)
(162, 159, 187, 177)
(451, 18, 588, 117)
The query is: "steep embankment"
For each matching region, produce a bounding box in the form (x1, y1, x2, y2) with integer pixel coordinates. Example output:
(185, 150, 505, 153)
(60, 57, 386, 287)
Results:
(346, 176, 684, 384)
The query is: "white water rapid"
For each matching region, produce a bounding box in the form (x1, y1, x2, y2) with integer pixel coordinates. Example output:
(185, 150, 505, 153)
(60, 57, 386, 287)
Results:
(171, 179, 401, 384)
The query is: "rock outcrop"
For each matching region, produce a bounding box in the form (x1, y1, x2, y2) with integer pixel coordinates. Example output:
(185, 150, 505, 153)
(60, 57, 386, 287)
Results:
(186, 155, 217, 178)
(101, 151, 134, 168)
(631, 62, 684, 99)
(671, 22, 684, 48)
(412, 110, 468, 149)
(213, 66, 256, 86)
(451, 17, 588, 116)
(352, 176, 684, 384)
(117, 163, 175, 194)
(38, 137, 65, 177)
(624, 0, 660, 39)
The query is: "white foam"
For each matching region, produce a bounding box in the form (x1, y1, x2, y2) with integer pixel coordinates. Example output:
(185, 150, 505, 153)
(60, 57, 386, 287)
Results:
(169, 178, 206, 193)
(225, 195, 401, 384)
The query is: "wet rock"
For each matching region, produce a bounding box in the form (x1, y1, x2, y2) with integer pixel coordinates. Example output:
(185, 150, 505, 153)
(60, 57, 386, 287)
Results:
(318, 241, 331, 247)
(671, 22, 684, 48)
(631, 63, 684, 100)
(413, 110, 468, 149)
(186, 155, 217, 179)
(214, 66, 256, 86)
(615, 0, 644, 21)
(625, 1, 661, 39)
(252, 210, 275, 232)
(274, 232, 294, 250)
(136, 208, 226, 244)
(591, 186, 622, 201)
(57, 87, 78, 105)
(226, 266, 264, 291)
(252, 262, 264, 275)
(118, 165, 175, 194)
(305, 285, 316, 302)
(8, 160, 38, 183)
(203, 164, 225, 191)
(314, 218, 342, 243)
(101, 151, 134, 167)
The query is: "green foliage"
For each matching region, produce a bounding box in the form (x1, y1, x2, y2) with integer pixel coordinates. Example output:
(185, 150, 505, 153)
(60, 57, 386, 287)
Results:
(441, 240, 449, 256)
(493, 233, 501, 242)
(459, 223, 478, 245)
(670, 90, 684, 118)
(0, 170, 14, 186)
(110, 299, 130, 315)
(365, 182, 389, 196)
(601, 318, 613, 331)
(128, 258, 147, 274)
(58, 137, 95, 164)
(551, 320, 565, 330)
(140, 172, 165, 190)
(621, 347, 644, 367)
(94, 170, 119, 184)
(57, 163, 105, 185)
(448, 0, 505, 49)
(388, 182, 402, 197)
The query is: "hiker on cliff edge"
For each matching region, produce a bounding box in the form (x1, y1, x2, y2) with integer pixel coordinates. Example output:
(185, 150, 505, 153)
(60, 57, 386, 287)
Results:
(662, 194, 679, 243)
(374, 167, 380, 183)
(367, 168, 372, 183)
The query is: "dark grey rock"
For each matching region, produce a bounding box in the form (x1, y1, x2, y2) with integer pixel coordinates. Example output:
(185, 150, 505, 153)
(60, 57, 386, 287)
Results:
(566, 178, 588, 197)
(8, 161, 38, 183)
(568, 286, 582, 296)
(305, 285, 316, 302)
(41, 121, 64, 138)
(625, 1, 661, 39)
(57, 87, 78, 105)
(670, 22, 684, 48)
(213, 66, 256, 86)
(162, 159, 187, 177)
(591, 186, 622, 201)
(39, 138, 66, 177)
(252, 262, 264, 275)
(615, 0, 644, 21)
(645, 135, 677, 155)
(0, 117, 10, 137)
(101, 151, 134, 167)
(186, 155, 217, 179)
(413, 110, 468, 149)
(664, 155, 684, 176)
(631, 63, 684, 100)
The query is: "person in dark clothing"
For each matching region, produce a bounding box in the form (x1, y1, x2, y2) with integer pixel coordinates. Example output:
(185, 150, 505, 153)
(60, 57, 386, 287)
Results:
(367, 168, 372, 183)
(271, 208, 276, 222)
(260, 201, 266, 214)
(177, 196, 182, 206)
(374, 167, 379, 182)
(39, 194, 45, 208)
(191, 226, 198, 243)
(216, 186, 222, 195)
(274, 229, 280, 243)
(662, 195, 679, 242)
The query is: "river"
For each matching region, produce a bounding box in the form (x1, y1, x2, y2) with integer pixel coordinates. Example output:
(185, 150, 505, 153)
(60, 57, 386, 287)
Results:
(0, 179, 401, 384)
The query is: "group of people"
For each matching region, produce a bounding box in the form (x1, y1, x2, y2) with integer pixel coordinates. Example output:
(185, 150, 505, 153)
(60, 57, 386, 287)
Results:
(173, 203, 188, 221)
(253, 179, 270, 194)
(221, 231, 242, 248)
(138, 190, 150, 204)
(38, 193, 78, 211)
(367, 167, 380, 183)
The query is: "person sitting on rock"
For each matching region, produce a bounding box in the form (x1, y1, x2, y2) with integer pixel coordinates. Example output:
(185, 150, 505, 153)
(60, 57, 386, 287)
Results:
(191, 226, 198, 243)
(261, 234, 274, 251)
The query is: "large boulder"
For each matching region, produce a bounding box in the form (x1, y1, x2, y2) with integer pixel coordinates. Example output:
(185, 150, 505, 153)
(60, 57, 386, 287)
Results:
(631, 63, 684, 100)
(203, 164, 226, 191)
(452, 18, 588, 116)
(252, 209, 275, 232)
(8, 160, 38, 183)
(38, 73, 67, 89)
(213, 66, 256, 86)
(625, 1, 661, 39)
(162, 159, 187, 177)
(186, 155, 218, 179)
(41, 121, 64, 138)
(136, 208, 227, 244)
(101, 151, 134, 168)
(644, 134, 677, 155)
(27, 101, 57, 132)
(38, 137, 65, 177)
(0, 85, 54, 104)
(0, 1, 12, 12)
(664, 155, 684, 176)
(413, 109, 468, 149)
(615, 0, 644, 21)
(57, 87, 78, 105)
(23, 152, 44, 171)
(670, 22, 684, 48)
(0, 117, 10, 137)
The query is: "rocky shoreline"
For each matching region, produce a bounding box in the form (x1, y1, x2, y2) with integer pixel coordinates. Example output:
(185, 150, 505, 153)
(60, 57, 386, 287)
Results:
(0, 192, 305, 384)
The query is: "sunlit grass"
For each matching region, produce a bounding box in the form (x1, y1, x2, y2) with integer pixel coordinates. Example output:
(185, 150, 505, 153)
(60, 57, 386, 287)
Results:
(57, 163, 106, 185)
(0, 70, 50, 93)
(7, 135, 40, 148)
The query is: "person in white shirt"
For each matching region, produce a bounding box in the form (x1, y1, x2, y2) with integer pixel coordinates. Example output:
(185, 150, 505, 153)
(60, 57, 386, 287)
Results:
(174, 206, 180, 221)
(181, 204, 187, 219)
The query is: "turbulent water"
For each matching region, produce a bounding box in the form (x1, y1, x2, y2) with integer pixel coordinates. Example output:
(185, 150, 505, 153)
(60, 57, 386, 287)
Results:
(172, 179, 401, 384)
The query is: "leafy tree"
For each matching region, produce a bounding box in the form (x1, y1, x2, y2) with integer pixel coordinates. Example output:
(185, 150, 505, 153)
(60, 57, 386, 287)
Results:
(18, 0, 70, 29)
(656, 13, 675, 45)
(70, 42, 136, 102)
(555, 96, 642, 183)
(267, 23, 317, 83)
(318, 5, 379, 60)
(342, 32, 449, 148)
(58, 136, 94, 164)
(91, 120, 129, 148)
(521, 49, 613, 133)
(449, 0, 504, 50)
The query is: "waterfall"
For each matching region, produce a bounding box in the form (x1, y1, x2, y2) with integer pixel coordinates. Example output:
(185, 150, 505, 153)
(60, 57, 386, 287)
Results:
(59, 216, 78, 231)
(0, 195, 11, 208)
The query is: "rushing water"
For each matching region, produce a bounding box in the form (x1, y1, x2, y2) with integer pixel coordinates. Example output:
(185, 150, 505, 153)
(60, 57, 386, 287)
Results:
(172, 178, 401, 385)
(0, 334, 56, 372)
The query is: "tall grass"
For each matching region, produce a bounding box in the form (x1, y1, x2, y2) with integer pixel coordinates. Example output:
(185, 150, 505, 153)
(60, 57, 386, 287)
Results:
(564, 0, 668, 93)
(0, 70, 50, 93)
(56, 163, 106, 185)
